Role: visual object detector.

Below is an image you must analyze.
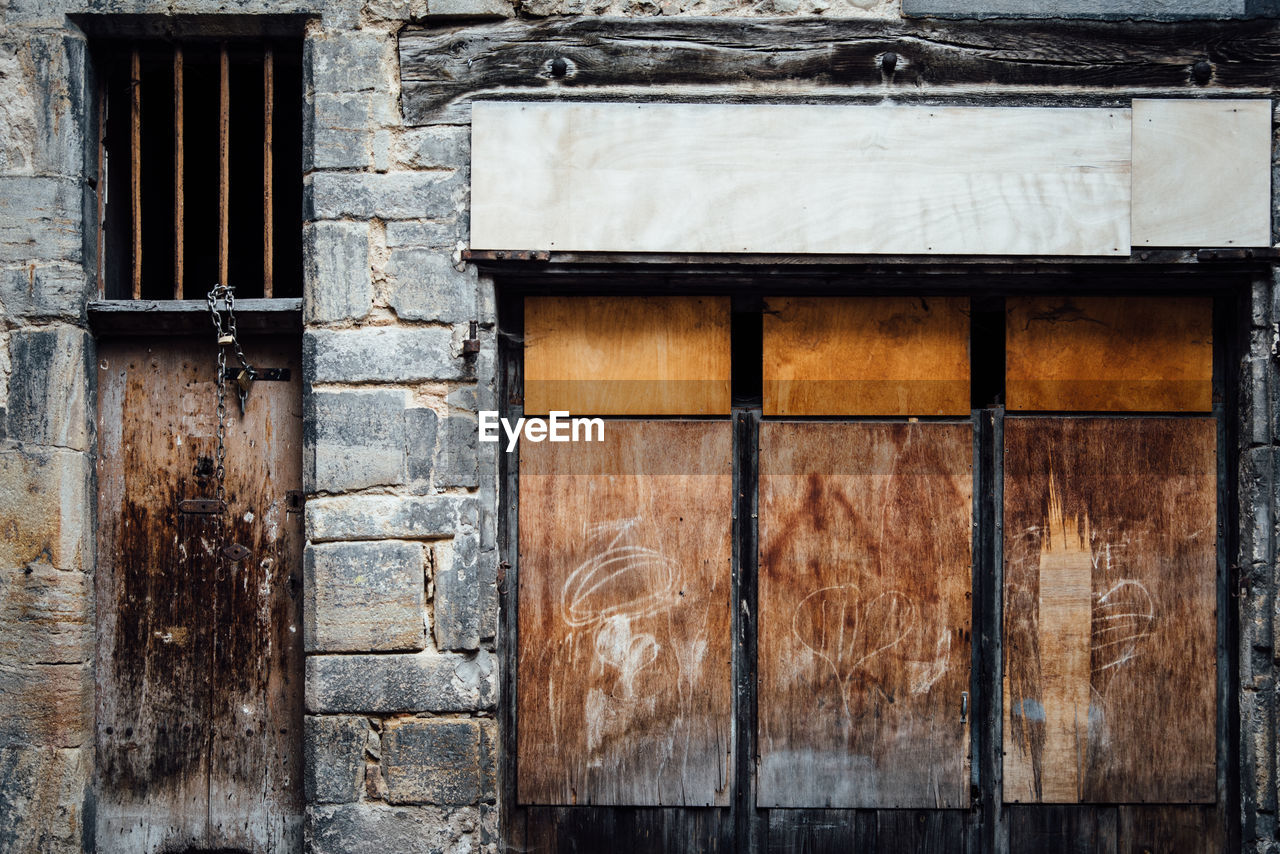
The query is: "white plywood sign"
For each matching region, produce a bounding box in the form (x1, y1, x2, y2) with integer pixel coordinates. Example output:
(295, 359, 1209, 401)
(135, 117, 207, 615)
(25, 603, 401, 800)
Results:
(470, 100, 1272, 256)
(1132, 99, 1272, 248)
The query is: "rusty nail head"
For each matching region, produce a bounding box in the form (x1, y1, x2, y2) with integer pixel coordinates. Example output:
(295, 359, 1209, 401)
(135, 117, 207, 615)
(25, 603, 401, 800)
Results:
(1192, 60, 1212, 85)
(551, 57, 568, 78)
(881, 52, 898, 74)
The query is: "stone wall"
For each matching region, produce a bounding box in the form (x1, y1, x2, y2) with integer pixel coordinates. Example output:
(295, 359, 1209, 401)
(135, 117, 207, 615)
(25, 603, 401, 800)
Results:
(1, 0, 1279, 853)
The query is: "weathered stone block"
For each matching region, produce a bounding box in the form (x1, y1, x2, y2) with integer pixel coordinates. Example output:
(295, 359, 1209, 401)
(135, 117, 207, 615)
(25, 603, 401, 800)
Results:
(0, 35, 87, 179)
(306, 171, 465, 221)
(478, 718, 497, 800)
(384, 219, 464, 249)
(386, 249, 478, 324)
(5, 326, 90, 451)
(0, 177, 83, 264)
(307, 803, 485, 854)
(435, 414, 478, 489)
(306, 650, 496, 713)
(304, 715, 369, 804)
(0, 264, 88, 321)
(394, 126, 470, 170)
(304, 541, 426, 653)
(406, 408, 439, 493)
(306, 389, 406, 493)
(1241, 446, 1275, 570)
(303, 221, 372, 323)
(0, 745, 91, 854)
(0, 565, 91, 665)
(0, 663, 92, 748)
(382, 718, 481, 805)
(307, 494, 465, 542)
(306, 327, 465, 383)
(424, 0, 515, 15)
(305, 30, 389, 95)
(0, 446, 90, 570)
(433, 531, 483, 652)
(902, 0, 1245, 17)
(306, 92, 400, 171)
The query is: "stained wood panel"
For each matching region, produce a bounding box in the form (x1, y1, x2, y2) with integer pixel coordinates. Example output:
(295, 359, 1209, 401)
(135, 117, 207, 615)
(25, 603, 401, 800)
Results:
(1132, 99, 1272, 248)
(1006, 296, 1212, 412)
(524, 296, 731, 416)
(518, 421, 733, 805)
(473, 102, 1130, 256)
(758, 422, 973, 808)
(96, 334, 304, 852)
(1003, 418, 1216, 804)
(762, 297, 970, 416)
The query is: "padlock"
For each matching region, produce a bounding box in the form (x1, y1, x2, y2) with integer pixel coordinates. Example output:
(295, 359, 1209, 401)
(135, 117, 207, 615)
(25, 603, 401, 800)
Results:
(237, 369, 254, 395)
(218, 334, 234, 346)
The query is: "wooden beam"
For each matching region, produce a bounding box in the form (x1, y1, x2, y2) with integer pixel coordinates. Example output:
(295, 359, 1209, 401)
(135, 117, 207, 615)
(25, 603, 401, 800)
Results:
(263, 47, 274, 299)
(399, 18, 1280, 124)
(173, 46, 184, 300)
(219, 44, 230, 287)
(96, 74, 106, 299)
(130, 47, 141, 299)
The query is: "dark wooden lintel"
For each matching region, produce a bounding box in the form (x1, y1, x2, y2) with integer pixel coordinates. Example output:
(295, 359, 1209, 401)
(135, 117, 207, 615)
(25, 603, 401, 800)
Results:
(88, 298, 302, 336)
(399, 18, 1280, 124)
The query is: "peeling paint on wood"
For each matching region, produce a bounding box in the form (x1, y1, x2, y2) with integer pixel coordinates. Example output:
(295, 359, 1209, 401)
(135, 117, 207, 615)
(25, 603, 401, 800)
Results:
(1003, 417, 1216, 804)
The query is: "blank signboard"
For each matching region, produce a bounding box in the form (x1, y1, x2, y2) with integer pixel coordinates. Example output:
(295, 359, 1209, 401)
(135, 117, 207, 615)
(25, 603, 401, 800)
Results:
(1132, 99, 1272, 248)
(472, 102, 1132, 256)
(1006, 296, 1212, 412)
(758, 422, 973, 808)
(524, 296, 732, 416)
(763, 297, 971, 416)
(518, 421, 734, 805)
(1003, 418, 1216, 803)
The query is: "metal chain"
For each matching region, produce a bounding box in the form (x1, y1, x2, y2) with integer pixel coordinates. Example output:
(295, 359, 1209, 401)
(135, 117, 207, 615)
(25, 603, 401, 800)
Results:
(207, 283, 256, 503)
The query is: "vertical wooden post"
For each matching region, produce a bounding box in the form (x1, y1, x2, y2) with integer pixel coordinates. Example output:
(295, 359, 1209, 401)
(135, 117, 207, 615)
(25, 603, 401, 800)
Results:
(130, 47, 142, 300)
(218, 44, 230, 287)
(263, 48, 274, 298)
(95, 75, 106, 299)
(173, 47, 184, 300)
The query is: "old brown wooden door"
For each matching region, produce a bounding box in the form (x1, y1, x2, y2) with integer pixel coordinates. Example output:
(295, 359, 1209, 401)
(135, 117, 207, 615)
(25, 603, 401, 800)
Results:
(95, 332, 304, 853)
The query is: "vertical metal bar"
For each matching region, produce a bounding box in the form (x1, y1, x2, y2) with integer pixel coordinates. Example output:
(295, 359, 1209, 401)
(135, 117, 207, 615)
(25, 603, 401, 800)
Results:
(218, 44, 230, 287)
(95, 74, 106, 299)
(173, 46, 184, 300)
(263, 47, 274, 298)
(130, 47, 142, 300)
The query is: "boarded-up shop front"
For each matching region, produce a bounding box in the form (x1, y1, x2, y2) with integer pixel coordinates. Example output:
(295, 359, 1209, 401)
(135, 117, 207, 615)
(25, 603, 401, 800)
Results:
(454, 85, 1265, 851)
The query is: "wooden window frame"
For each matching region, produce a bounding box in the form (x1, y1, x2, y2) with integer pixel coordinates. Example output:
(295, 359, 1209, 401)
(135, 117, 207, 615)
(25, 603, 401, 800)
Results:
(495, 271, 1247, 852)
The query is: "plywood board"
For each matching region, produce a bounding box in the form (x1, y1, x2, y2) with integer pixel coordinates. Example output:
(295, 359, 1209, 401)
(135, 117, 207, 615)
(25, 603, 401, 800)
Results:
(96, 335, 304, 852)
(757, 422, 973, 808)
(524, 296, 731, 416)
(517, 421, 734, 805)
(1003, 418, 1216, 804)
(1006, 296, 1212, 412)
(1132, 99, 1272, 247)
(473, 102, 1131, 256)
(762, 297, 971, 416)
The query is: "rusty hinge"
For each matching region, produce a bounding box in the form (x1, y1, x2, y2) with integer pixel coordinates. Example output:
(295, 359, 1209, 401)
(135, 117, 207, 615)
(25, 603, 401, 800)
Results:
(496, 560, 510, 594)
(222, 367, 291, 381)
(461, 249, 550, 262)
(179, 499, 226, 514)
(1197, 247, 1280, 262)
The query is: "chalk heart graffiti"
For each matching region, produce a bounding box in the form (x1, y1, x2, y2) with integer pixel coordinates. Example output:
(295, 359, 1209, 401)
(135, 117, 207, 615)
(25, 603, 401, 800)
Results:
(1092, 578, 1155, 688)
(561, 519, 684, 697)
(791, 584, 917, 720)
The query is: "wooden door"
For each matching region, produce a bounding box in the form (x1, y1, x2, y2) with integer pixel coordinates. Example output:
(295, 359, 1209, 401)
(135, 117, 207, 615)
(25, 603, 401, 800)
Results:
(96, 333, 304, 853)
